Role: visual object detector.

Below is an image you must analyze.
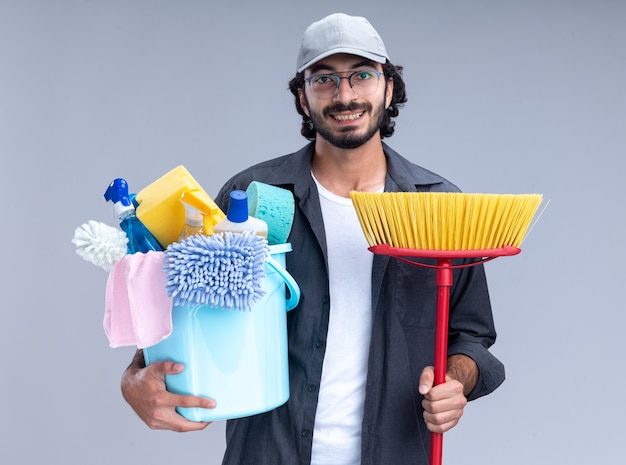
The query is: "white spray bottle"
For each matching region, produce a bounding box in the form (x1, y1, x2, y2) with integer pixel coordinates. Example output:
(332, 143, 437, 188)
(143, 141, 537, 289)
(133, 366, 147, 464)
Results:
(179, 190, 206, 240)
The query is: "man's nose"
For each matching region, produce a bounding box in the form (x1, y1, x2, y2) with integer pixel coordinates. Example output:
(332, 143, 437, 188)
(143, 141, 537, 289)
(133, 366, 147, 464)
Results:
(333, 76, 358, 102)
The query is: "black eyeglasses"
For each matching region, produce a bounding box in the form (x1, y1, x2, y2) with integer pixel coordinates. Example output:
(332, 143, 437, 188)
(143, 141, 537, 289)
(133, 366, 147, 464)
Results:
(304, 70, 383, 98)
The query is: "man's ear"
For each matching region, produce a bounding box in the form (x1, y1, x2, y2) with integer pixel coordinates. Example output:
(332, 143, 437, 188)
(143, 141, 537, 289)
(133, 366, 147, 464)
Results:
(298, 88, 310, 117)
(385, 77, 394, 109)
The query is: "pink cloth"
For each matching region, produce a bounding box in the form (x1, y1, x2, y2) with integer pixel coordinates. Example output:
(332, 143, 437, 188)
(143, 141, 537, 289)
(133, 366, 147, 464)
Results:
(104, 251, 173, 349)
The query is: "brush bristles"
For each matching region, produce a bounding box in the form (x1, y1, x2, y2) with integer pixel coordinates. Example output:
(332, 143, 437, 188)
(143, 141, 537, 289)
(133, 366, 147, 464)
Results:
(349, 192, 543, 251)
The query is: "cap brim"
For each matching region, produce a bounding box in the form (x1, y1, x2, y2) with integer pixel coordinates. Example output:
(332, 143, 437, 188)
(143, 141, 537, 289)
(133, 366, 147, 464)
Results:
(297, 48, 388, 73)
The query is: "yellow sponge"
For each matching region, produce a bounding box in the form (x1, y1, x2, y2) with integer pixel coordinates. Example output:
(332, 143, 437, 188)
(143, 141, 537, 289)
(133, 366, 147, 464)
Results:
(135, 165, 225, 247)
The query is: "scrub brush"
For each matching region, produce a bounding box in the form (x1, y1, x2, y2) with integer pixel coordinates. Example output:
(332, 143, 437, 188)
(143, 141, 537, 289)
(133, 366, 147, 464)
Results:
(163, 231, 269, 310)
(72, 220, 128, 271)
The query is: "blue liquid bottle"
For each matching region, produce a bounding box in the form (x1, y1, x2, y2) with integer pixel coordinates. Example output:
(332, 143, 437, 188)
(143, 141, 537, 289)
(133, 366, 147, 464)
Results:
(104, 178, 164, 254)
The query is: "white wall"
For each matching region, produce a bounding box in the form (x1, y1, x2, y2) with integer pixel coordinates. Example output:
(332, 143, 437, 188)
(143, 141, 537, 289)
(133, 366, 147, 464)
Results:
(1, 1, 624, 464)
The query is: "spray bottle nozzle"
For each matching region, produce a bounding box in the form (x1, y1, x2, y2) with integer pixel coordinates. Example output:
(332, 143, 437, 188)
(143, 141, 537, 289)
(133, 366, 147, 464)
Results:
(180, 191, 205, 228)
(104, 178, 131, 205)
(104, 178, 134, 218)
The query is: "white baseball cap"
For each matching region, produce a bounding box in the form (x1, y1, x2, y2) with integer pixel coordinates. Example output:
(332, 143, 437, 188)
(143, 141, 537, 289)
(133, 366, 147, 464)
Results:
(296, 13, 389, 73)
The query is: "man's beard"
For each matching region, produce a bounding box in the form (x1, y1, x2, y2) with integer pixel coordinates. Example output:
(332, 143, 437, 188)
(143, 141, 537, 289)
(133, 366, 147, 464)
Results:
(307, 98, 387, 149)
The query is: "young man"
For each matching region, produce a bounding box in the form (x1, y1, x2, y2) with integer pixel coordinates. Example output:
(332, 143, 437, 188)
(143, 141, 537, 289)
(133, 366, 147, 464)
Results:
(121, 13, 504, 465)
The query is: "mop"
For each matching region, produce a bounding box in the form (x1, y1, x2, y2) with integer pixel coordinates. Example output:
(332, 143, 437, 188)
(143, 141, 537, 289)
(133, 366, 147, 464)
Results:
(163, 230, 269, 310)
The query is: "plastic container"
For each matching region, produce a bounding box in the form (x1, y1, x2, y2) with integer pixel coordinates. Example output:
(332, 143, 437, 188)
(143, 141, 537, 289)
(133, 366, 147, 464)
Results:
(178, 190, 205, 240)
(143, 243, 300, 421)
(135, 166, 225, 247)
(213, 190, 268, 238)
(104, 178, 163, 254)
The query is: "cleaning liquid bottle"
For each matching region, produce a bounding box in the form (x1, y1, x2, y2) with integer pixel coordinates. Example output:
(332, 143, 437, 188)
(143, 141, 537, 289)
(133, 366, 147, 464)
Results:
(179, 190, 206, 240)
(213, 190, 268, 238)
(104, 178, 164, 254)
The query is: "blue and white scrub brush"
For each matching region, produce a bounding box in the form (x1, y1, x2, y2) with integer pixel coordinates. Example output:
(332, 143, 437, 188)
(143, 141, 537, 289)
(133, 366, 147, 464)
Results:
(163, 231, 269, 310)
(72, 220, 128, 271)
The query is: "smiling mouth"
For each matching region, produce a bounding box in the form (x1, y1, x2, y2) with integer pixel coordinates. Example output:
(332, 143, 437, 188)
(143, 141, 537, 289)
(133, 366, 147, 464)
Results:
(333, 112, 363, 122)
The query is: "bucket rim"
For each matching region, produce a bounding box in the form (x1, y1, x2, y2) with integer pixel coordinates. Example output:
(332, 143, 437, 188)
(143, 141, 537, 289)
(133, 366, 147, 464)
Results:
(268, 243, 292, 255)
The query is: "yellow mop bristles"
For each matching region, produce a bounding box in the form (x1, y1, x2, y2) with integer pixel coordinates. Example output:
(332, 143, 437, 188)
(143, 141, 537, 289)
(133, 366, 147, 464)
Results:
(349, 192, 543, 251)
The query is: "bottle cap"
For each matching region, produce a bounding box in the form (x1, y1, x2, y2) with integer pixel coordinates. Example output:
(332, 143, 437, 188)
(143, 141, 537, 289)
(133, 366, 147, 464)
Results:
(104, 178, 134, 218)
(227, 190, 249, 223)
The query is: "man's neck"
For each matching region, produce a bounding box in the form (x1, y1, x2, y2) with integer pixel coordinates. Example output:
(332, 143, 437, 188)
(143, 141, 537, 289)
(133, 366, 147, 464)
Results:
(311, 136, 387, 198)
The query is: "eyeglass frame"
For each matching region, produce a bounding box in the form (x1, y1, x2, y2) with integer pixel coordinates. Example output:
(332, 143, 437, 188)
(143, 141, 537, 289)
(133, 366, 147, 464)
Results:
(303, 69, 384, 97)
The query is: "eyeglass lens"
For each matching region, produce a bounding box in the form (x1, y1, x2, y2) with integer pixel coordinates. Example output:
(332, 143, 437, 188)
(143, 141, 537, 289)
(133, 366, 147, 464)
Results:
(306, 70, 381, 97)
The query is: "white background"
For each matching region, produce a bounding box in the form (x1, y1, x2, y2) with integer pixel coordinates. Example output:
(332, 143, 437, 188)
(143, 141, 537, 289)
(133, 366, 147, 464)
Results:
(1, 1, 624, 464)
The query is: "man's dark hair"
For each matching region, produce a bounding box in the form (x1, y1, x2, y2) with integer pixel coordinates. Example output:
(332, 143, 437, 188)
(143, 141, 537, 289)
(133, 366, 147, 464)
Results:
(288, 61, 407, 140)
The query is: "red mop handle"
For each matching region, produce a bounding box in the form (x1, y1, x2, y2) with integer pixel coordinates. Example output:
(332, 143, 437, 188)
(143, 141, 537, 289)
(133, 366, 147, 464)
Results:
(430, 259, 453, 465)
(366, 245, 517, 465)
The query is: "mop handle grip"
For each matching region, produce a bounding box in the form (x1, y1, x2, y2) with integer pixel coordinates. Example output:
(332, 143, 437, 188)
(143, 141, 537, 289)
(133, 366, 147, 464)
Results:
(431, 260, 453, 465)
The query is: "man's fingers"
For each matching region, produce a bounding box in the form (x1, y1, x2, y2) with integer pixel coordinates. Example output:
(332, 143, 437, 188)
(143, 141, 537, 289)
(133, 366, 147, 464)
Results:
(419, 366, 435, 395)
(175, 393, 217, 409)
(147, 361, 185, 378)
(421, 378, 467, 433)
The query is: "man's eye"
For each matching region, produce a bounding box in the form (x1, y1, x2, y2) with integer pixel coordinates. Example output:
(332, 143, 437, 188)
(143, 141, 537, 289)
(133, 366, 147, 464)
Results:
(314, 75, 332, 84)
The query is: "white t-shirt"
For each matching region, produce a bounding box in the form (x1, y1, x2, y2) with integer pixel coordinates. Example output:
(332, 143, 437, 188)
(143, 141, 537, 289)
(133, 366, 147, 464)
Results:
(310, 175, 379, 465)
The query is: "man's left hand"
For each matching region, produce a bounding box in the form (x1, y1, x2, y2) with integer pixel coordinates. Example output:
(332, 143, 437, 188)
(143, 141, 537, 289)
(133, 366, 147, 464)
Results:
(418, 354, 478, 433)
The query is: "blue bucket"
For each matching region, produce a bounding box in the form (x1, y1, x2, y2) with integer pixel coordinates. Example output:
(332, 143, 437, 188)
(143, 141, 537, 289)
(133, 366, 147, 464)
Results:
(143, 243, 300, 421)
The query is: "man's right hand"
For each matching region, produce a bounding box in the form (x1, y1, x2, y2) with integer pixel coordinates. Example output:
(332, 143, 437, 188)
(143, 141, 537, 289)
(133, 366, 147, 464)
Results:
(121, 352, 216, 432)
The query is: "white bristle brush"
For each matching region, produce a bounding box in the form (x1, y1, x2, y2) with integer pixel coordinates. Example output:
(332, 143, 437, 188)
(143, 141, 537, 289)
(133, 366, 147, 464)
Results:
(72, 220, 128, 271)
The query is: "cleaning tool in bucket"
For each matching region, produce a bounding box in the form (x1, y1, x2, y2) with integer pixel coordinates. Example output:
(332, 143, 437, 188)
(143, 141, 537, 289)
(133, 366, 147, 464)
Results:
(134, 165, 225, 247)
(163, 230, 269, 310)
(350, 191, 544, 465)
(246, 181, 295, 245)
(104, 250, 173, 348)
(144, 235, 300, 421)
(73, 220, 175, 348)
(214, 190, 268, 238)
(178, 190, 209, 240)
(104, 178, 164, 254)
(72, 220, 128, 271)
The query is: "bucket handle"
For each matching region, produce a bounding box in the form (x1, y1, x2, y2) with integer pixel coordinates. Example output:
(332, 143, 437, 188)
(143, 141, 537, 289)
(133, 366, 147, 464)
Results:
(265, 256, 301, 311)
